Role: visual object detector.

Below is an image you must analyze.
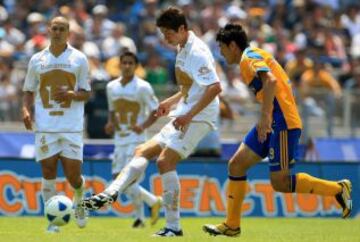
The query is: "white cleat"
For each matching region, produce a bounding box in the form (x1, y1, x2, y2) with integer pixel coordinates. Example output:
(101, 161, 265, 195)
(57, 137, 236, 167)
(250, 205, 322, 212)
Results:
(74, 204, 88, 228)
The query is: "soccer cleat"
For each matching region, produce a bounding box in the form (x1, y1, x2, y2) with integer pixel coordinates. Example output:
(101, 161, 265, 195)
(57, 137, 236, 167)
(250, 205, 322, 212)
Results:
(81, 191, 118, 210)
(150, 196, 163, 226)
(46, 224, 60, 233)
(74, 204, 88, 228)
(203, 223, 241, 237)
(335, 179, 352, 218)
(152, 227, 183, 237)
(132, 218, 145, 228)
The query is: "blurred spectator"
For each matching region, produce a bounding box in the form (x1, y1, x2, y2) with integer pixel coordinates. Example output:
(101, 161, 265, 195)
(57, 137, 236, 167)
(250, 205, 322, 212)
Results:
(102, 22, 137, 60)
(304, 138, 320, 161)
(344, 65, 360, 136)
(285, 48, 314, 90)
(144, 52, 169, 96)
(0, 27, 15, 58)
(84, 4, 115, 46)
(340, 5, 360, 37)
(24, 12, 48, 57)
(69, 28, 100, 59)
(0, 61, 17, 121)
(300, 59, 342, 138)
(221, 66, 251, 116)
(2, 18, 25, 47)
(85, 80, 110, 139)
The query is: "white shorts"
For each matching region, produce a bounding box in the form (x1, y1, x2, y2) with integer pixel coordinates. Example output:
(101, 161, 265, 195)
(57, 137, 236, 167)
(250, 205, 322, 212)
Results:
(152, 120, 212, 159)
(112, 143, 138, 175)
(35, 132, 83, 162)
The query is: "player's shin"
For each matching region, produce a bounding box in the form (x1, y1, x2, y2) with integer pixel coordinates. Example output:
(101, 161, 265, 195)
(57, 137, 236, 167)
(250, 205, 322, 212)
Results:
(73, 176, 85, 205)
(41, 178, 57, 203)
(294, 172, 342, 195)
(225, 175, 247, 229)
(162, 170, 181, 231)
(105, 157, 149, 194)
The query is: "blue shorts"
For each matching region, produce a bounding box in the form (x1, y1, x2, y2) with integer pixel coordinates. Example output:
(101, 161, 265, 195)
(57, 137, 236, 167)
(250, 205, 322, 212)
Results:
(243, 126, 301, 172)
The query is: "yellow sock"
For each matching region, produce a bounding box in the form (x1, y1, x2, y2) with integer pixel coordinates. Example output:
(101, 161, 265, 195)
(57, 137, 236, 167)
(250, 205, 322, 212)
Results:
(225, 177, 247, 229)
(295, 173, 341, 196)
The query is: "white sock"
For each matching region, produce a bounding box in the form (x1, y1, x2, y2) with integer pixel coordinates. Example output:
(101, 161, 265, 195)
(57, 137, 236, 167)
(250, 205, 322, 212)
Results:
(162, 170, 181, 231)
(125, 184, 144, 221)
(139, 186, 158, 206)
(72, 176, 85, 206)
(106, 157, 148, 194)
(41, 178, 57, 203)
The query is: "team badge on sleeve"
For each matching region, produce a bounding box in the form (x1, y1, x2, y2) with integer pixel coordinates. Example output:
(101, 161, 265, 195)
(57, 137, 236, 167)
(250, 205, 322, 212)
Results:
(198, 66, 211, 76)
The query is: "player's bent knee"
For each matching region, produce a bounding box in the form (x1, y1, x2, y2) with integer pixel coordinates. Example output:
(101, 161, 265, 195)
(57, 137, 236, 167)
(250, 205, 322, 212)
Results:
(228, 158, 250, 175)
(67, 174, 82, 188)
(156, 158, 175, 174)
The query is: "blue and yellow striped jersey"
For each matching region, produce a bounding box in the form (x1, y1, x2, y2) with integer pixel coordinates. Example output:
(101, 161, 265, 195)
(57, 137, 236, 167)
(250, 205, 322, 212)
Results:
(239, 47, 302, 130)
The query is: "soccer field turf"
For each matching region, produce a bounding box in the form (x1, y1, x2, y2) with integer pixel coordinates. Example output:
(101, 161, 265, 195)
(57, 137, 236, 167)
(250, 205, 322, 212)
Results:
(0, 217, 359, 242)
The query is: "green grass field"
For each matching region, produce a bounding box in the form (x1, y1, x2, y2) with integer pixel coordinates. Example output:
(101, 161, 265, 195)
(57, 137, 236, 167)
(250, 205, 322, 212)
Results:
(0, 217, 359, 242)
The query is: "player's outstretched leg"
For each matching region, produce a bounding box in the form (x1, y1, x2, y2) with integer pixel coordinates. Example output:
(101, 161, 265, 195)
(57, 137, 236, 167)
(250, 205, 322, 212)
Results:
(203, 223, 241, 237)
(81, 190, 118, 210)
(335, 179, 352, 218)
(82, 157, 149, 210)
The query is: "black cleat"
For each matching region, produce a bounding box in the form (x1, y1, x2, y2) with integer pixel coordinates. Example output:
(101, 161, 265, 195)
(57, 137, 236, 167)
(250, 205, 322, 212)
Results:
(335, 179, 352, 218)
(81, 191, 118, 210)
(152, 227, 183, 237)
(132, 218, 145, 228)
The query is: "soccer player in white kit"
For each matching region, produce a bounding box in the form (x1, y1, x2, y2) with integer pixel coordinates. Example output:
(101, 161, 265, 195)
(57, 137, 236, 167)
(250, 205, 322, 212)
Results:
(105, 51, 162, 228)
(22, 16, 91, 233)
(82, 7, 222, 237)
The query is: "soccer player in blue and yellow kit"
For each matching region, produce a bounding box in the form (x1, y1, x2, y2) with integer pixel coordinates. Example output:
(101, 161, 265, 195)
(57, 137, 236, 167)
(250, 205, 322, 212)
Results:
(203, 23, 352, 237)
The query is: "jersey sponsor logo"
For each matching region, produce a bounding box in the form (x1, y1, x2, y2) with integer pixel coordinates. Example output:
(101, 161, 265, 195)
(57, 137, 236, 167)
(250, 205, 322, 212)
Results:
(40, 63, 72, 70)
(198, 66, 211, 76)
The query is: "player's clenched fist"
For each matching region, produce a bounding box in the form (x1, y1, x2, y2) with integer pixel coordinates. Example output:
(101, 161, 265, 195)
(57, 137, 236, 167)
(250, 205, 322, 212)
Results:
(156, 101, 171, 117)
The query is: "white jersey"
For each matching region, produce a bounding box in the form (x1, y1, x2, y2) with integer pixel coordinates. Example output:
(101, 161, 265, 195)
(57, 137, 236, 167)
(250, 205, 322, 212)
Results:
(170, 31, 220, 128)
(23, 45, 90, 132)
(106, 76, 159, 146)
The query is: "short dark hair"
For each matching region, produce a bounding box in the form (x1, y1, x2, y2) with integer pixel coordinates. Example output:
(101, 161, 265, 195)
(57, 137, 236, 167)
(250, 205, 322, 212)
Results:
(156, 7, 187, 31)
(216, 23, 249, 51)
(119, 51, 138, 64)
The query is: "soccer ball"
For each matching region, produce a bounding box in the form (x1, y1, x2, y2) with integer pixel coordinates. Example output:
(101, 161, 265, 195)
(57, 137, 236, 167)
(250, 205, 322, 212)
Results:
(44, 195, 73, 226)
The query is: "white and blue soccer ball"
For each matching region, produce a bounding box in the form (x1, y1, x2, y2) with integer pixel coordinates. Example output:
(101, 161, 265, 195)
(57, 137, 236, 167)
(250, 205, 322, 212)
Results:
(44, 195, 73, 226)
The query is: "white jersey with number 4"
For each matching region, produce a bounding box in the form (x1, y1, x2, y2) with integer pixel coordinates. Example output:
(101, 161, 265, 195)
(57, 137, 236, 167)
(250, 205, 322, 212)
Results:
(106, 76, 159, 146)
(23, 45, 90, 133)
(170, 31, 220, 129)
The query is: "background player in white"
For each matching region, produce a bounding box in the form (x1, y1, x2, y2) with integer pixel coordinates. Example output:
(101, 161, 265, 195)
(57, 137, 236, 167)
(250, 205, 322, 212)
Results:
(105, 51, 162, 228)
(82, 7, 222, 237)
(22, 16, 91, 233)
